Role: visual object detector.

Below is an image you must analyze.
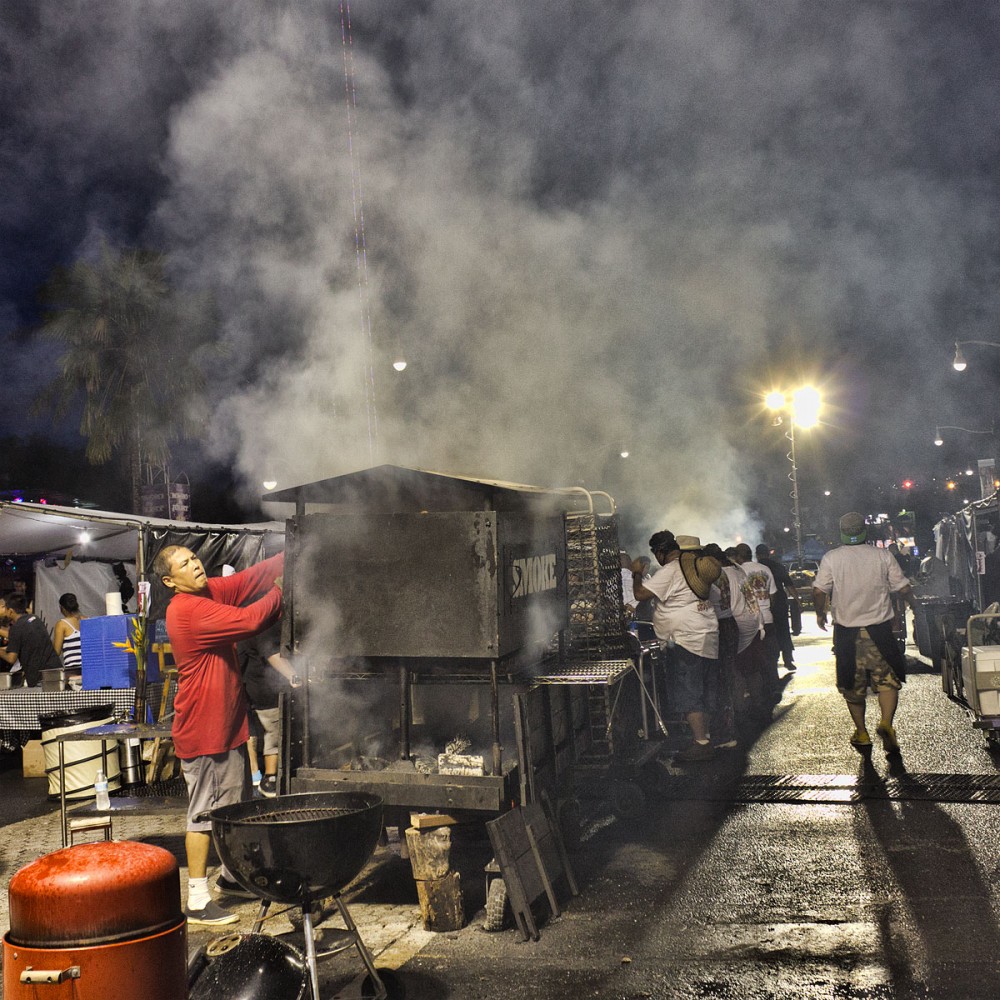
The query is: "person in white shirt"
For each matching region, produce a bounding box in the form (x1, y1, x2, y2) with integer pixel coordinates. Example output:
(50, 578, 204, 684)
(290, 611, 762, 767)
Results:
(813, 511, 916, 755)
(724, 546, 772, 730)
(703, 543, 742, 748)
(731, 543, 780, 697)
(632, 532, 721, 762)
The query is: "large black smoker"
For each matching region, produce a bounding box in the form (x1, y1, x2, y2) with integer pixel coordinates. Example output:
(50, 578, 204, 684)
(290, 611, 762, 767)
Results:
(268, 466, 646, 822)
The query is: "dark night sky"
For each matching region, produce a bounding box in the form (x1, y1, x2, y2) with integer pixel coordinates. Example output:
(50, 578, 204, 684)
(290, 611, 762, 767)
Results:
(3, 1, 1000, 545)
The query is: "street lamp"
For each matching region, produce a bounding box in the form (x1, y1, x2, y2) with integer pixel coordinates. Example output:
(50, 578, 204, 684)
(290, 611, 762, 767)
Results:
(952, 340, 1000, 372)
(766, 386, 822, 563)
(934, 424, 994, 446)
(934, 424, 1000, 498)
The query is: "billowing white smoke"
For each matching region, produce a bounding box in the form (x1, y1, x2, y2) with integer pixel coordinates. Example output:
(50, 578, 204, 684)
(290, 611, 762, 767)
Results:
(152, 3, 769, 544)
(8, 2, 995, 547)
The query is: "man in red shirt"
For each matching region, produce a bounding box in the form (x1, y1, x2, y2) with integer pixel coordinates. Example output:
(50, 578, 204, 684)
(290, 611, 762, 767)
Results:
(154, 545, 284, 925)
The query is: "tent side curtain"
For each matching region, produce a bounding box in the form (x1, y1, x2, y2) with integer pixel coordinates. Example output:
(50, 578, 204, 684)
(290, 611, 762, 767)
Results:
(145, 529, 283, 622)
(34, 559, 139, 636)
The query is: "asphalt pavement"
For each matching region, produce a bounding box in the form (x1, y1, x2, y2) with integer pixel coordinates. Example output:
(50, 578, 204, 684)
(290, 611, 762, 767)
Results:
(4, 621, 1000, 999)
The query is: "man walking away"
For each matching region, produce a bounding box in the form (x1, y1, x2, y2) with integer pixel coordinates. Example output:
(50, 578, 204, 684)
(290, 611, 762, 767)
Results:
(812, 512, 916, 755)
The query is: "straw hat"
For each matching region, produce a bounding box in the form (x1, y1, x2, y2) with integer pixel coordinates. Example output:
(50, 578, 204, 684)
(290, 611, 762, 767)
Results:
(676, 535, 702, 551)
(678, 551, 722, 599)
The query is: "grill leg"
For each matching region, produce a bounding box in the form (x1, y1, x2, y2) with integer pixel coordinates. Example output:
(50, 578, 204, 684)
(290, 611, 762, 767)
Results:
(251, 898, 270, 934)
(302, 905, 322, 1000)
(333, 896, 386, 1000)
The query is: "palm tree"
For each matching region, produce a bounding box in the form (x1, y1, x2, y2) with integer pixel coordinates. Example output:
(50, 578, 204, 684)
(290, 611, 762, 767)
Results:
(33, 244, 213, 513)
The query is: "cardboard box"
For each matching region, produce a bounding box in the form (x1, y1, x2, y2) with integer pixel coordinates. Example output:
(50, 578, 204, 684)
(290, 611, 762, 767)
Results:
(22, 740, 46, 778)
(81, 615, 160, 690)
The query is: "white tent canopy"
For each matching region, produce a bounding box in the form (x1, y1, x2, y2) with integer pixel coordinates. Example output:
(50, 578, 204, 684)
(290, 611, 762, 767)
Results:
(0, 501, 285, 633)
(0, 501, 284, 569)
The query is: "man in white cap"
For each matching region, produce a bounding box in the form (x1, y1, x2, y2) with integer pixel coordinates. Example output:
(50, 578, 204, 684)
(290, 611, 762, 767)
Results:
(632, 533, 721, 762)
(812, 512, 916, 754)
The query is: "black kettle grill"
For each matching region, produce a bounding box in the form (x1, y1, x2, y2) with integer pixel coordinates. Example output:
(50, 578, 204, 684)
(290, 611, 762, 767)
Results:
(200, 791, 390, 1000)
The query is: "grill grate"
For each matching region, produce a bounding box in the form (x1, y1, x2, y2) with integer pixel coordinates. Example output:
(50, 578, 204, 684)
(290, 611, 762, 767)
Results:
(533, 660, 631, 685)
(242, 806, 359, 824)
(656, 772, 1000, 804)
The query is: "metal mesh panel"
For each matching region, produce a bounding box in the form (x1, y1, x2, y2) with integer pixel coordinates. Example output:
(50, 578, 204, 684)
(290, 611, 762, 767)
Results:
(564, 512, 628, 659)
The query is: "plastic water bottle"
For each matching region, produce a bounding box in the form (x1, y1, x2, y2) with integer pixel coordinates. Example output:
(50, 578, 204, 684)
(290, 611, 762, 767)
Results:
(94, 769, 111, 811)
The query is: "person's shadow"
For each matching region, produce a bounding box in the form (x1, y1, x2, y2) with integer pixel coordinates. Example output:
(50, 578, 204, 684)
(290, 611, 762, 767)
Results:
(856, 750, 1000, 998)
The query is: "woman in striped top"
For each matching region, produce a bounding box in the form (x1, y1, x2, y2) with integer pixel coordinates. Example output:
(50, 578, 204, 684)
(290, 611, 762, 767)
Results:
(53, 593, 84, 671)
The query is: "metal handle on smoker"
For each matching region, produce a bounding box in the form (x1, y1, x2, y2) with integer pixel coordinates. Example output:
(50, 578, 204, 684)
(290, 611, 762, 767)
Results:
(20, 966, 81, 985)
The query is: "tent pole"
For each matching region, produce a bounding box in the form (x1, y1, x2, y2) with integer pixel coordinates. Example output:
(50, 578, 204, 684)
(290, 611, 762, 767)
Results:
(137, 525, 146, 583)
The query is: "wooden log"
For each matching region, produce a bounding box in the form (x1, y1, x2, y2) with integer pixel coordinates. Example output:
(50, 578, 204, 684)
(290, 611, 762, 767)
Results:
(405, 825, 453, 880)
(415, 871, 464, 932)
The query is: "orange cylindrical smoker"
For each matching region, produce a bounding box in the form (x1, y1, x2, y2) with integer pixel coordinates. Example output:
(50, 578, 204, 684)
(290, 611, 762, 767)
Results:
(3, 840, 187, 1000)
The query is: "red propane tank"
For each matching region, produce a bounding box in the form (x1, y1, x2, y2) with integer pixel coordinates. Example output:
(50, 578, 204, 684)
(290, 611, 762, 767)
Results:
(3, 840, 187, 1000)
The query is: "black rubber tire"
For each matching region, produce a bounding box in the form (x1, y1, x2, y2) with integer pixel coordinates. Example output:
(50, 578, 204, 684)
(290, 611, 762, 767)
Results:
(483, 877, 509, 932)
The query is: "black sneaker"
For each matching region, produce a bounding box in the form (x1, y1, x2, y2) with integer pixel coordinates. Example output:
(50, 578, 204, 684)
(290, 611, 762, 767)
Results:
(185, 900, 239, 926)
(215, 875, 256, 899)
(259, 775, 278, 798)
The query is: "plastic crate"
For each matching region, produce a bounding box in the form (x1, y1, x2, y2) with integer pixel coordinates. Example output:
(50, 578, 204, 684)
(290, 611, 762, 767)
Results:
(80, 615, 160, 689)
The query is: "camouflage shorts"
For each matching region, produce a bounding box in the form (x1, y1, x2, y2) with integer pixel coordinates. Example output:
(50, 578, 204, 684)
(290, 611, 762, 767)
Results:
(838, 629, 902, 704)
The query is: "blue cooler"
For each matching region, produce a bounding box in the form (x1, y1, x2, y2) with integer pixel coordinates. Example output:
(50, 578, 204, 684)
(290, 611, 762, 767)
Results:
(80, 615, 160, 689)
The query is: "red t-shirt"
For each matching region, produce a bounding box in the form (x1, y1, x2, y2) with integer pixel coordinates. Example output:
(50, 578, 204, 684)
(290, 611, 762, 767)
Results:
(167, 553, 284, 759)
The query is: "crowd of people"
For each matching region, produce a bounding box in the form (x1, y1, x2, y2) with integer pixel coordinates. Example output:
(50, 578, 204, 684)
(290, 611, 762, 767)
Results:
(626, 511, 915, 765)
(627, 532, 797, 762)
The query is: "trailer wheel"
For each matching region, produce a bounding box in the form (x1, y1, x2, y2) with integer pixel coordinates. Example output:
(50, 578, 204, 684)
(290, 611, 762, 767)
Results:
(610, 780, 646, 820)
(483, 877, 509, 932)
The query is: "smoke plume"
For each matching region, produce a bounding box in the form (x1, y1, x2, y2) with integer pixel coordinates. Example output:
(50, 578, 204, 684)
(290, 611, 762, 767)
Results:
(4, 2, 1000, 549)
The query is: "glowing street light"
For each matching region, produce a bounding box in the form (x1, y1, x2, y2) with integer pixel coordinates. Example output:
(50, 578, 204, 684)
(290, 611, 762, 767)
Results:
(392, 357, 407, 372)
(765, 386, 822, 562)
(934, 424, 1000, 496)
(952, 340, 1000, 372)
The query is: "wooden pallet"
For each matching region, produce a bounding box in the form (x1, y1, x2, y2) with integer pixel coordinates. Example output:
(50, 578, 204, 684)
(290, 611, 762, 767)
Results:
(485, 799, 578, 941)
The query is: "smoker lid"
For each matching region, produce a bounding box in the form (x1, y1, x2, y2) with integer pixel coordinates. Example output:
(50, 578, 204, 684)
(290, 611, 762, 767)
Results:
(263, 464, 609, 514)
